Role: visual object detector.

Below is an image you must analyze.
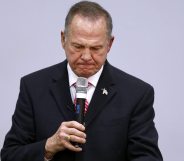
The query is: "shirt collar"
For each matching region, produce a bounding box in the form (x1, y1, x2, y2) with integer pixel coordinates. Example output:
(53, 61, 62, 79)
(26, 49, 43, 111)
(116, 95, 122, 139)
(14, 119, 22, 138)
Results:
(67, 63, 103, 87)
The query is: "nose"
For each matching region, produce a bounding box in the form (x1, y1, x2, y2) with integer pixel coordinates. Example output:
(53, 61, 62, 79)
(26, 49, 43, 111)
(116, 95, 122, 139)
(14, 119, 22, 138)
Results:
(81, 48, 92, 61)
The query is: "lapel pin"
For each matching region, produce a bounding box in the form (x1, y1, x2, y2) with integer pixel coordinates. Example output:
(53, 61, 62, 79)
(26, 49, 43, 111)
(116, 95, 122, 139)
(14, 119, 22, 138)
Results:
(101, 88, 108, 95)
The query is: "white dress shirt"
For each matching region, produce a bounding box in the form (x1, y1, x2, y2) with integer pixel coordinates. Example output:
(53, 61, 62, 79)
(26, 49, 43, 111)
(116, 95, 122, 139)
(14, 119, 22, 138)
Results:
(67, 63, 103, 105)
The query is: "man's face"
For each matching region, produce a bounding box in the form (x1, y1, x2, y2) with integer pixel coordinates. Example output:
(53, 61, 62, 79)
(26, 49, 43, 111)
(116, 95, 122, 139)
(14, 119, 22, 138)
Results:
(61, 15, 114, 78)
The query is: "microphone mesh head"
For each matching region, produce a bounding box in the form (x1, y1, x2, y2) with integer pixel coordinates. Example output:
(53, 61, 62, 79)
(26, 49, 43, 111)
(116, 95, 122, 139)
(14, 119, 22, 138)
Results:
(76, 77, 88, 94)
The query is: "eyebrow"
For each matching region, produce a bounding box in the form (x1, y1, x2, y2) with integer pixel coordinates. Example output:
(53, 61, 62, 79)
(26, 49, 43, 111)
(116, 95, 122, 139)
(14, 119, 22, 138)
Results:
(71, 42, 103, 48)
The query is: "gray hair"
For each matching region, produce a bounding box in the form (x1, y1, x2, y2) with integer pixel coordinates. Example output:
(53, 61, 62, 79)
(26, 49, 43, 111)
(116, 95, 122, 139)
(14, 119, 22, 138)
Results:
(64, 1, 113, 38)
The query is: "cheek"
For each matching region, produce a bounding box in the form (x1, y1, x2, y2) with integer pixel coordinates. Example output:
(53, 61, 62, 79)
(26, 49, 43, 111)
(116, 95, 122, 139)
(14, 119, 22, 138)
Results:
(92, 53, 107, 64)
(65, 48, 81, 62)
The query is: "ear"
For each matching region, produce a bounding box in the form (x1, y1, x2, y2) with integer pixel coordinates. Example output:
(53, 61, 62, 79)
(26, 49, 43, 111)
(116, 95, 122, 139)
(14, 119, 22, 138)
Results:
(107, 36, 114, 53)
(61, 31, 66, 48)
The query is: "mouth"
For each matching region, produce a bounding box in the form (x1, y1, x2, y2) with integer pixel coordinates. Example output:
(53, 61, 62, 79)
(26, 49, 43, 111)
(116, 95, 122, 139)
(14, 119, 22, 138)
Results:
(77, 63, 95, 68)
(74, 64, 97, 77)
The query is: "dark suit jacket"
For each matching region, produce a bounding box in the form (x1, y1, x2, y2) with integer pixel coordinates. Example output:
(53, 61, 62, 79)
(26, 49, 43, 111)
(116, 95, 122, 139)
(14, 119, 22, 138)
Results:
(1, 60, 163, 161)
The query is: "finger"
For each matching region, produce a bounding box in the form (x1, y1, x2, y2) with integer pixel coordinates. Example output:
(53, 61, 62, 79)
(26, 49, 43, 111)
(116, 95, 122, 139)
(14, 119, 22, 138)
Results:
(64, 135, 71, 142)
(62, 132, 86, 144)
(56, 133, 82, 152)
(62, 121, 85, 131)
(64, 127, 86, 138)
(59, 124, 86, 140)
(63, 140, 83, 152)
(69, 135, 86, 144)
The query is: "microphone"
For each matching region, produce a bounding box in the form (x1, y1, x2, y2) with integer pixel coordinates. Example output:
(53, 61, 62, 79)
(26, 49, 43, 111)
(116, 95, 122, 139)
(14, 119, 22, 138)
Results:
(74, 77, 88, 148)
(75, 77, 88, 124)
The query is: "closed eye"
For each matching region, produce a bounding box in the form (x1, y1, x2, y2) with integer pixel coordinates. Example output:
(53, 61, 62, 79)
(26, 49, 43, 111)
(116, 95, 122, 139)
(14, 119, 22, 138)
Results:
(74, 44, 84, 49)
(90, 46, 102, 51)
(71, 43, 84, 50)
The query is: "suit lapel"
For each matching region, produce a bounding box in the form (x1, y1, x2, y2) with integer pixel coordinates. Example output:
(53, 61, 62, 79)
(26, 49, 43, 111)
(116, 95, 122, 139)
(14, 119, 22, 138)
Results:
(85, 62, 117, 127)
(50, 61, 75, 121)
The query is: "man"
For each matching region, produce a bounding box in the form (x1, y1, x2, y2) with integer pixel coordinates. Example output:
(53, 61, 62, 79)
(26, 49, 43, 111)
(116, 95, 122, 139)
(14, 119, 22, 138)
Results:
(1, 1, 163, 161)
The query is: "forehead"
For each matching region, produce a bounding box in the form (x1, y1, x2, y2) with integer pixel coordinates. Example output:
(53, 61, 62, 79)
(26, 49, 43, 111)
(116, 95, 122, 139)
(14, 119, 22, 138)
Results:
(67, 15, 108, 45)
(70, 15, 107, 36)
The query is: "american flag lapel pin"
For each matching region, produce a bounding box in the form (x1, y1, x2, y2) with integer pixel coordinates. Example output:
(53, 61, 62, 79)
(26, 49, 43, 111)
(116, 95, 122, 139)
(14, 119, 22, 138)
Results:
(101, 88, 108, 95)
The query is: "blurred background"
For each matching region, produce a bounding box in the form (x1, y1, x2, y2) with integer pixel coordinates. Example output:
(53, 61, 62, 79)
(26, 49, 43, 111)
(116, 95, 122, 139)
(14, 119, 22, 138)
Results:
(0, 1, 184, 161)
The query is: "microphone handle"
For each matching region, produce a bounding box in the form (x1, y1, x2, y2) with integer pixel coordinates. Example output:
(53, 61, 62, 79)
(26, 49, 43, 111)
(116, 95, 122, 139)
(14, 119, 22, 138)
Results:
(74, 98, 86, 148)
(76, 98, 85, 124)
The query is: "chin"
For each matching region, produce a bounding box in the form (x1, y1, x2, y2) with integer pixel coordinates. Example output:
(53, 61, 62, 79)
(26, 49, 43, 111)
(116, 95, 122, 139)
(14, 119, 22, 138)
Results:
(78, 74, 90, 78)
(77, 72, 92, 78)
(75, 68, 98, 78)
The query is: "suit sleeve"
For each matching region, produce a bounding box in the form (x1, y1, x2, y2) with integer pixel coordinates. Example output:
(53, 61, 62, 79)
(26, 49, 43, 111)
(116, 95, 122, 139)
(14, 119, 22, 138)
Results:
(1, 78, 46, 161)
(127, 86, 163, 161)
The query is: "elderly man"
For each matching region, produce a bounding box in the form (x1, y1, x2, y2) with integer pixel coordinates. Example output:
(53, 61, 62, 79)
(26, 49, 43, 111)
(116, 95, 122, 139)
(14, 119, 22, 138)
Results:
(1, 1, 163, 161)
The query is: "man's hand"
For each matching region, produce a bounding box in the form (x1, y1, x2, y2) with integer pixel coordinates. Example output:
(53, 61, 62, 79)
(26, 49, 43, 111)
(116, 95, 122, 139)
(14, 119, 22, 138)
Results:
(44, 121, 86, 159)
